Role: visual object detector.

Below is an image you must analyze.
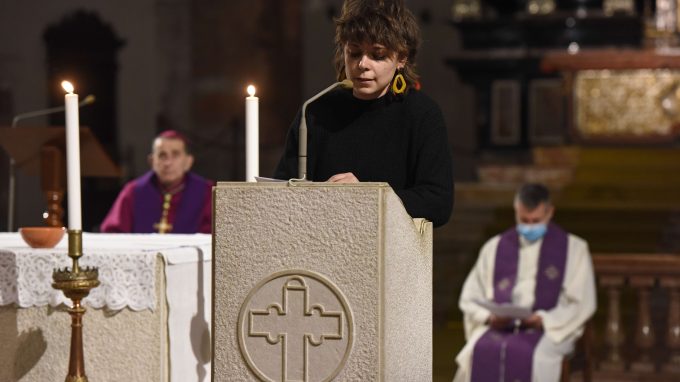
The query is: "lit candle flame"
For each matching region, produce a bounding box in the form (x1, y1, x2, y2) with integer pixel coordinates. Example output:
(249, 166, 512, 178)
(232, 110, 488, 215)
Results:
(61, 81, 74, 94)
(247, 85, 256, 97)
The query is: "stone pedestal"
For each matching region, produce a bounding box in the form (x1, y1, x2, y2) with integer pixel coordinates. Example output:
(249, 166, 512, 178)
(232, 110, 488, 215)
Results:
(212, 182, 433, 381)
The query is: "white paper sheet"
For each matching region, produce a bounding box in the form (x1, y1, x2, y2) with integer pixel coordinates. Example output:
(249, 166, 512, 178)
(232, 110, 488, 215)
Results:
(255, 176, 286, 182)
(473, 298, 532, 319)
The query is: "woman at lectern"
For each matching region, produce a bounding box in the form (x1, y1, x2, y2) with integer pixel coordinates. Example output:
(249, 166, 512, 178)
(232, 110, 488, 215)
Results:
(274, 0, 453, 227)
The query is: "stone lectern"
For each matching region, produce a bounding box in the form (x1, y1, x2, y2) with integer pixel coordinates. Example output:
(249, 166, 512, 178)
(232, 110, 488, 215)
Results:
(212, 182, 432, 381)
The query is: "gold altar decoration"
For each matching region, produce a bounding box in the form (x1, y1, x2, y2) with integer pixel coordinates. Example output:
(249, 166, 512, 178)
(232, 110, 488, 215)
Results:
(574, 69, 680, 140)
(52, 230, 100, 382)
(526, 0, 556, 15)
(603, 0, 635, 16)
(451, 0, 481, 21)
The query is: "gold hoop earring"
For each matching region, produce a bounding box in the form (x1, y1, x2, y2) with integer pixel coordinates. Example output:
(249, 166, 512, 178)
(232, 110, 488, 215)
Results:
(392, 72, 406, 94)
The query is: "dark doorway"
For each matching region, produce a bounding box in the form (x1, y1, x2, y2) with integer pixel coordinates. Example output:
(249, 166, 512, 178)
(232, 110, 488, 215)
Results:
(44, 10, 125, 231)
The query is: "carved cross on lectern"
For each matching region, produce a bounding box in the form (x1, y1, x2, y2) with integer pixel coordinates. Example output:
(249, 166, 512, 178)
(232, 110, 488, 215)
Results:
(249, 276, 343, 381)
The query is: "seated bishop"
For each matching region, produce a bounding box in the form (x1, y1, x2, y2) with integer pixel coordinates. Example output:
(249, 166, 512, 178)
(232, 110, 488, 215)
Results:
(100, 130, 213, 234)
(453, 183, 596, 382)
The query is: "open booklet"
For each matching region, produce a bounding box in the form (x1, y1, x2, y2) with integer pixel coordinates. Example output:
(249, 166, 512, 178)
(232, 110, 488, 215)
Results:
(473, 298, 532, 319)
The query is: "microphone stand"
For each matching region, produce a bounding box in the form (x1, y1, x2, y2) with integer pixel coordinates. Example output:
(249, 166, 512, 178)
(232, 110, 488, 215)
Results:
(6, 95, 95, 231)
(298, 80, 352, 180)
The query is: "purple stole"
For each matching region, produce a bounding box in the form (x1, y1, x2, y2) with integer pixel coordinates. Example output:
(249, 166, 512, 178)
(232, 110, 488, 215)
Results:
(470, 223, 568, 382)
(132, 171, 209, 233)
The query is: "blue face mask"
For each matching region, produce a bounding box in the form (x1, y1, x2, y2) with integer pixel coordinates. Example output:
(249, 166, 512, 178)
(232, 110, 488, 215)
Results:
(516, 223, 547, 242)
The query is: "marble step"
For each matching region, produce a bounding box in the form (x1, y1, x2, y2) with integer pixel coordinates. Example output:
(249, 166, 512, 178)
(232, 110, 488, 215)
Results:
(534, 146, 680, 167)
(571, 169, 680, 186)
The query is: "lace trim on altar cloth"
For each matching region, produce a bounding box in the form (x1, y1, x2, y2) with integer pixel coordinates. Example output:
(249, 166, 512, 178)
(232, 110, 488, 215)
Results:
(0, 250, 157, 311)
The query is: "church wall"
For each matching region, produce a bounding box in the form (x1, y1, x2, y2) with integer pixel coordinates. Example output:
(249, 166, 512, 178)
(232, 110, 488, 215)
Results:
(0, 0, 188, 229)
(189, 0, 303, 182)
(0, 0, 303, 229)
(409, 0, 478, 181)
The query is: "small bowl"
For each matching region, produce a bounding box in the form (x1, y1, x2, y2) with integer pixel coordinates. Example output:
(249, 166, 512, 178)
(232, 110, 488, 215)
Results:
(19, 226, 66, 248)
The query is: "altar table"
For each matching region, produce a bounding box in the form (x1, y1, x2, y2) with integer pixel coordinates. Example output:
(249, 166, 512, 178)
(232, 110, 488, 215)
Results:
(0, 233, 212, 382)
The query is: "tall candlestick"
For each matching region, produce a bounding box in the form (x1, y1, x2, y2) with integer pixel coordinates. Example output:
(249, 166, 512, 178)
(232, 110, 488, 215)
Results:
(245, 85, 259, 182)
(62, 81, 82, 230)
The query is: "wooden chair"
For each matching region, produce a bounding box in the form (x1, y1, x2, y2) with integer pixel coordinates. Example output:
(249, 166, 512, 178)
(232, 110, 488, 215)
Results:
(561, 321, 593, 382)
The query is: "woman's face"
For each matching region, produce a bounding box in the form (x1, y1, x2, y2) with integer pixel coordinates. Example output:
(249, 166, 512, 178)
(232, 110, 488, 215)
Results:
(344, 41, 404, 100)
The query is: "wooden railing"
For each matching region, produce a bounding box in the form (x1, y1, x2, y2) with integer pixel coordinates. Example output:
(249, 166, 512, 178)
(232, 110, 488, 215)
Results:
(590, 254, 680, 382)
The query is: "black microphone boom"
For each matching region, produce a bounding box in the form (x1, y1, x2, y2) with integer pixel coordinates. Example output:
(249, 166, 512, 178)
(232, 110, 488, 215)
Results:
(11, 94, 95, 127)
(297, 81, 352, 180)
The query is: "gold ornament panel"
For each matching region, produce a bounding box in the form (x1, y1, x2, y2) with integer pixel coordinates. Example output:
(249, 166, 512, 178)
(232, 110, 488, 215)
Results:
(574, 69, 680, 140)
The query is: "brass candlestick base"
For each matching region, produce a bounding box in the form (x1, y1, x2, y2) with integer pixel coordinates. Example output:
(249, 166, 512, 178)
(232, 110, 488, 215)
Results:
(52, 230, 100, 382)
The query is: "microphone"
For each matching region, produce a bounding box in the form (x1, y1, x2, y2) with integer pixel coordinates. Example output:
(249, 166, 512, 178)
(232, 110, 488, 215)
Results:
(298, 80, 352, 180)
(6, 95, 96, 231)
(11, 94, 95, 127)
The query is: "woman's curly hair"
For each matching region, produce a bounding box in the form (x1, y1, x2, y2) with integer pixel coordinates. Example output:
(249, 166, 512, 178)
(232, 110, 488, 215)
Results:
(334, 0, 421, 90)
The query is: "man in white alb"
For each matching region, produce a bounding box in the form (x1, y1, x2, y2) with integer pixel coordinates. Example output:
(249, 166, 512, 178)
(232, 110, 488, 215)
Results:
(453, 183, 596, 382)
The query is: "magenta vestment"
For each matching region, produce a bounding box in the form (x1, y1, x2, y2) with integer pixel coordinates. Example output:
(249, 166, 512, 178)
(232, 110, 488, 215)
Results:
(100, 171, 213, 233)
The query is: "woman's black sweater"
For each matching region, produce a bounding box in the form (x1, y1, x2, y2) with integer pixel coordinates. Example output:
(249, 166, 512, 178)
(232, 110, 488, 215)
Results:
(274, 88, 454, 227)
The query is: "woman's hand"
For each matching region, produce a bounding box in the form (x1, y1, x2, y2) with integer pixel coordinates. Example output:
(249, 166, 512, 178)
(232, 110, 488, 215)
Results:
(327, 172, 359, 183)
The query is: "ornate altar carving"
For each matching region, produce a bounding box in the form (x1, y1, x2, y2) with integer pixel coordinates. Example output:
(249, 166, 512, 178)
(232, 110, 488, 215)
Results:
(543, 49, 680, 143)
(574, 69, 680, 140)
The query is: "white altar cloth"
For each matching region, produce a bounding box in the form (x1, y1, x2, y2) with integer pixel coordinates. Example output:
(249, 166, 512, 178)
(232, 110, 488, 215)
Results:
(0, 232, 212, 382)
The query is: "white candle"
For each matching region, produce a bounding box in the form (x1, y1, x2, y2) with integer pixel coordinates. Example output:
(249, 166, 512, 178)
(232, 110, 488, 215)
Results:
(62, 81, 82, 230)
(245, 85, 259, 182)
